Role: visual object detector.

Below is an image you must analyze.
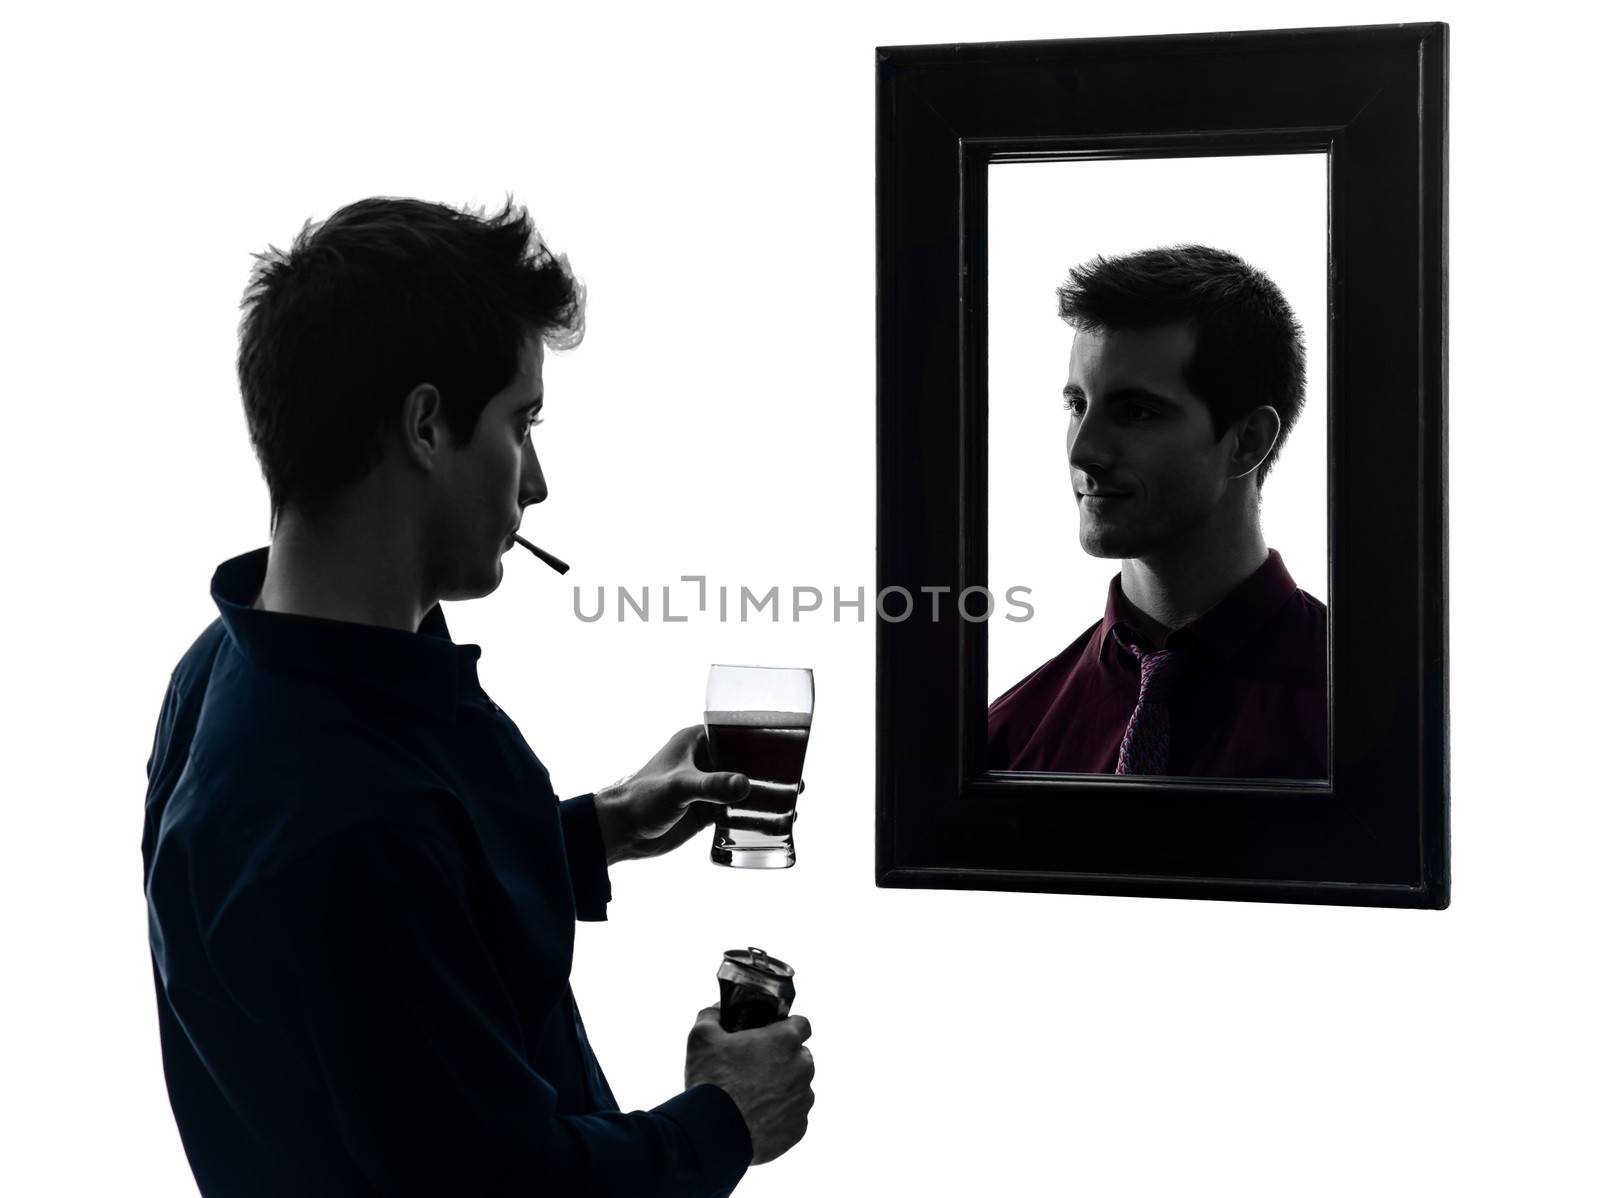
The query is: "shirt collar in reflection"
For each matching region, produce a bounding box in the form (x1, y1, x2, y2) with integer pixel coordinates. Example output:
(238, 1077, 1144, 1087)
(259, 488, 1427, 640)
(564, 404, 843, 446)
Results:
(1094, 548, 1302, 669)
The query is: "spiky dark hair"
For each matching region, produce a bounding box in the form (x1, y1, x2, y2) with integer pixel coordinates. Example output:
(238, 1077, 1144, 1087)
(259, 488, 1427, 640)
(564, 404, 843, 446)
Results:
(1057, 244, 1306, 488)
(238, 195, 584, 530)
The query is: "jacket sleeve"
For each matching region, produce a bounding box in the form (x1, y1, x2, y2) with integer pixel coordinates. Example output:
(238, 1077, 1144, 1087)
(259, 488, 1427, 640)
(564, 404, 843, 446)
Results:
(558, 792, 612, 922)
(218, 808, 751, 1198)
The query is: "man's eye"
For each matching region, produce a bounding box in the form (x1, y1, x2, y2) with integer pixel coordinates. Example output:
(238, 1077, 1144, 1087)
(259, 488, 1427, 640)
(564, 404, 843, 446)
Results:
(1063, 397, 1084, 415)
(522, 415, 544, 436)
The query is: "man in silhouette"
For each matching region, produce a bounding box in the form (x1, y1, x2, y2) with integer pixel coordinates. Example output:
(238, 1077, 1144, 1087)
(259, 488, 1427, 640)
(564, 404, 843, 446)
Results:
(987, 245, 1327, 778)
(143, 196, 813, 1196)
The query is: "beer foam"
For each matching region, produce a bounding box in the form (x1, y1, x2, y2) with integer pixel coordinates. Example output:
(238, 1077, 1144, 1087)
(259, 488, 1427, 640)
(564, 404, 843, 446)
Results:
(704, 709, 812, 728)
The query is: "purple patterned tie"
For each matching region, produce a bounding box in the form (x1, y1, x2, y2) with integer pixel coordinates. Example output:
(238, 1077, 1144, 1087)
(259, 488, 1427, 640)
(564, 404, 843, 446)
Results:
(1113, 628, 1188, 775)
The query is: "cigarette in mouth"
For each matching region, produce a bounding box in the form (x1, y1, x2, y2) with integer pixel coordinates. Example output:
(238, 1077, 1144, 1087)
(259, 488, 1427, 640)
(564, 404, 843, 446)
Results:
(513, 534, 570, 575)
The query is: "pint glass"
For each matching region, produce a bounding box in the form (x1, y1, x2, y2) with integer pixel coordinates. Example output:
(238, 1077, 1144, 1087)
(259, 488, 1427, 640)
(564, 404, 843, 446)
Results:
(705, 665, 813, 868)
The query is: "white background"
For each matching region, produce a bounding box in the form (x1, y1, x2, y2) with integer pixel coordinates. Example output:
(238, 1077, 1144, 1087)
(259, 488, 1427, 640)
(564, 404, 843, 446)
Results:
(988, 154, 1328, 702)
(3, 2, 1596, 1195)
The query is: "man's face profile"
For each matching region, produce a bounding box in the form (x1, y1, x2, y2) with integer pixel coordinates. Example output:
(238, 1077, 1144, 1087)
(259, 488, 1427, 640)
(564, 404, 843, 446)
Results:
(1064, 320, 1239, 560)
(429, 334, 549, 602)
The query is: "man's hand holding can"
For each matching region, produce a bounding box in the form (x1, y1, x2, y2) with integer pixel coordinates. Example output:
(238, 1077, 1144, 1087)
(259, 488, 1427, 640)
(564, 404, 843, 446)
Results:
(684, 1005, 815, 1166)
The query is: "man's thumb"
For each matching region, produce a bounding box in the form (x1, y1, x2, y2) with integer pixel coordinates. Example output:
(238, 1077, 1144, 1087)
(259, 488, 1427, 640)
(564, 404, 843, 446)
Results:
(701, 771, 750, 801)
(696, 1003, 726, 1028)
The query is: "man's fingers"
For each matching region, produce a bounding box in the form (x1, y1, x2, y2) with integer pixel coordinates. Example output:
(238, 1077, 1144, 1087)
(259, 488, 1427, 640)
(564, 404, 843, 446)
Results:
(784, 1014, 813, 1043)
(670, 801, 718, 836)
(696, 770, 750, 802)
(742, 779, 800, 806)
(696, 1004, 723, 1025)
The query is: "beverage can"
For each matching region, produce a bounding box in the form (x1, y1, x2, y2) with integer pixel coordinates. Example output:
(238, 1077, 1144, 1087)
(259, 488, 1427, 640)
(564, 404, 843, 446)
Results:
(716, 947, 796, 1032)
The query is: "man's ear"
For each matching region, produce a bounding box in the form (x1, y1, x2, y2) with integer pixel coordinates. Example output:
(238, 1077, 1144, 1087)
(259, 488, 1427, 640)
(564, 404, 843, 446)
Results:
(1229, 404, 1282, 479)
(398, 383, 449, 470)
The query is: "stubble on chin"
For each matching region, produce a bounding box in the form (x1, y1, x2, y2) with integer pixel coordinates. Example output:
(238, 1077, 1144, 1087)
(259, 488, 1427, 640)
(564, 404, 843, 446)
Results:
(1077, 518, 1131, 560)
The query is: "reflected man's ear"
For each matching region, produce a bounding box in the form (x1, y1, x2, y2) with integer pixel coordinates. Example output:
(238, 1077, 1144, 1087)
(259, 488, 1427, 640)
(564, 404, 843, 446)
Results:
(1229, 404, 1282, 479)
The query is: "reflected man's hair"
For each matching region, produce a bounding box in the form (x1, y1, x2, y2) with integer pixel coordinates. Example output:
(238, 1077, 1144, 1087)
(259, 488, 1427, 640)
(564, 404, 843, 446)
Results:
(1057, 245, 1306, 489)
(237, 195, 585, 532)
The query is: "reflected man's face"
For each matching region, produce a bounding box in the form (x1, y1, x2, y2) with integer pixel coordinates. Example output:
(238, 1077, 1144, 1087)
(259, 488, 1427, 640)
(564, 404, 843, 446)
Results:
(1064, 321, 1236, 560)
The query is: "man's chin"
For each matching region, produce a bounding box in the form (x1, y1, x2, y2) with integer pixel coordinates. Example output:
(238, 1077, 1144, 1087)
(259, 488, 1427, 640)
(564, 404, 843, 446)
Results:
(440, 562, 505, 603)
(483, 559, 506, 595)
(1078, 531, 1137, 559)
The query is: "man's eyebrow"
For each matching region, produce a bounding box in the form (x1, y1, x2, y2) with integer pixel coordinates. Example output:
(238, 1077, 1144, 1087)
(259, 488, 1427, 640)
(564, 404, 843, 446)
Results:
(1108, 386, 1181, 407)
(519, 393, 545, 412)
(1062, 383, 1181, 407)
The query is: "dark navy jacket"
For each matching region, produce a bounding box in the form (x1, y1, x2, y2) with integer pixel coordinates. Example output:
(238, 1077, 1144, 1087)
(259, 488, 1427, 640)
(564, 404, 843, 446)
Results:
(143, 547, 751, 1196)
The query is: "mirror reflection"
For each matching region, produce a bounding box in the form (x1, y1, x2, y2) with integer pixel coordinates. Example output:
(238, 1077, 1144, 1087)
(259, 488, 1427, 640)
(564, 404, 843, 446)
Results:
(985, 155, 1329, 781)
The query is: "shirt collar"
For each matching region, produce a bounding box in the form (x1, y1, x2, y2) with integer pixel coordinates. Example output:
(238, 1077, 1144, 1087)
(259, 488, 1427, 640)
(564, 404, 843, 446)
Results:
(1094, 548, 1302, 666)
(211, 547, 482, 724)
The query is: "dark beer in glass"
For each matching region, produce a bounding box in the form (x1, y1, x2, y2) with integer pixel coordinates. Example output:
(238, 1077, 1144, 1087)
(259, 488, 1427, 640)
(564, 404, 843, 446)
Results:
(705, 665, 813, 868)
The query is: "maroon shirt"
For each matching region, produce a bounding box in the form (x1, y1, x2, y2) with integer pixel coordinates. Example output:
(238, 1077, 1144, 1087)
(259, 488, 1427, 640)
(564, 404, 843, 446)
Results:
(987, 549, 1328, 779)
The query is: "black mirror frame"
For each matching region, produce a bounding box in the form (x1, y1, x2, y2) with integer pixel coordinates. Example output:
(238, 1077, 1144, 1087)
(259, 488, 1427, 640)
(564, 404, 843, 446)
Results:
(875, 23, 1449, 908)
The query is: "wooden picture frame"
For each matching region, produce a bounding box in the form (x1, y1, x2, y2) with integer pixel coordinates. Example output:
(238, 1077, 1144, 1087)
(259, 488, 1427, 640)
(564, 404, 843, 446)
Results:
(875, 23, 1449, 907)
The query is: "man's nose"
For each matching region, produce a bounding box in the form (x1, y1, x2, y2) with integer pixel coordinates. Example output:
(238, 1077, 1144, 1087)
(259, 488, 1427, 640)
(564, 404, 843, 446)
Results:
(1067, 407, 1111, 476)
(521, 446, 548, 506)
